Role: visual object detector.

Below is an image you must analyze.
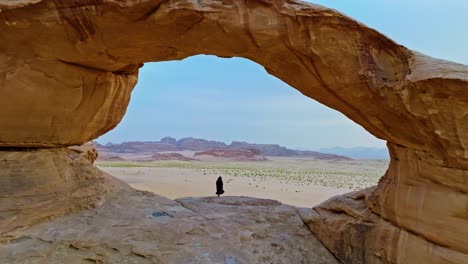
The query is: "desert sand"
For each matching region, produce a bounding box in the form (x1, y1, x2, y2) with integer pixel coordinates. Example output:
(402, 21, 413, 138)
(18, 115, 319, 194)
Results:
(98, 157, 388, 207)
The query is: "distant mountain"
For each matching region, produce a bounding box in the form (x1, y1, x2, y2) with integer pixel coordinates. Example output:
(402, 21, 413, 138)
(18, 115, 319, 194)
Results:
(194, 149, 268, 161)
(229, 141, 349, 159)
(317, 147, 389, 160)
(95, 137, 352, 161)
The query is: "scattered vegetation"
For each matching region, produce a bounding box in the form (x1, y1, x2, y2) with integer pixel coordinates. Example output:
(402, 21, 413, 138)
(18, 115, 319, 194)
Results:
(96, 159, 387, 190)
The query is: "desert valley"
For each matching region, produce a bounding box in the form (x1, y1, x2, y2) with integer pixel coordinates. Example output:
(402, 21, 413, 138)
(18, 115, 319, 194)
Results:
(95, 137, 388, 207)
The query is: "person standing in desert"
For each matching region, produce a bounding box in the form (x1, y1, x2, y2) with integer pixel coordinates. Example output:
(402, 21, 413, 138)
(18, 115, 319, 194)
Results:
(216, 177, 224, 197)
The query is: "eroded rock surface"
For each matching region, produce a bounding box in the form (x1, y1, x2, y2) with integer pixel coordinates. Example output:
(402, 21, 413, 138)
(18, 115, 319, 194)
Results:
(302, 143, 468, 263)
(69, 142, 99, 164)
(0, 0, 467, 263)
(0, 148, 119, 240)
(0, 186, 338, 263)
(300, 190, 468, 264)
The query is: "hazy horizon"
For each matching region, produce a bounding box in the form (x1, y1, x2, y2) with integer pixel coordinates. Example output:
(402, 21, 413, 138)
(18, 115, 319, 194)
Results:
(97, 0, 468, 150)
(96, 135, 388, 152)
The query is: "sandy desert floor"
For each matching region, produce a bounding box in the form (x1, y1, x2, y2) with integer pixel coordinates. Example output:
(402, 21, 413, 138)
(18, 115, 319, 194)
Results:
(98, 157, 388, 207)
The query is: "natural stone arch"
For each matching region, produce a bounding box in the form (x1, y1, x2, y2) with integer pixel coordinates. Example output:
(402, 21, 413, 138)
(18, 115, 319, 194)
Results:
(0, 0, 467, 263)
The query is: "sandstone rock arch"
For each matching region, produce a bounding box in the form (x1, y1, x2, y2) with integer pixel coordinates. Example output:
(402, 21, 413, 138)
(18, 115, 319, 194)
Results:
(1, 0, 467, 263)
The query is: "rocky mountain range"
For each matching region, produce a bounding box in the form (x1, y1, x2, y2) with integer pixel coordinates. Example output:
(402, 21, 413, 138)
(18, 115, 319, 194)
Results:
(194, 148, 268, 161)
(95, 137, 351, 160)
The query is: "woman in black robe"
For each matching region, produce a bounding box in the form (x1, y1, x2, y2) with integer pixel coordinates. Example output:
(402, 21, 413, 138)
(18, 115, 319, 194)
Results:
(216, 177, 224, 197)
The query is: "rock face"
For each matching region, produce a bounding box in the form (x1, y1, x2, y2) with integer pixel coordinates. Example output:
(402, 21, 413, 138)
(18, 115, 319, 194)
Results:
(300, 189, 468, 264)
(302, 143, 468, 263)
(69, 142, 99, 164)
(0, 183, 339, 263)
(0, 148, 119, 238)
(0, 0, 467, 263)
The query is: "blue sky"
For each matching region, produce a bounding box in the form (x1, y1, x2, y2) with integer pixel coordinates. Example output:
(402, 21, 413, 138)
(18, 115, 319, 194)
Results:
(97, 0, 468, 150)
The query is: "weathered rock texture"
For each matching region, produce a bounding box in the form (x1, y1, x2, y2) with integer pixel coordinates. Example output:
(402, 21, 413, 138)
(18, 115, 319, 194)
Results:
(0, 148, 118, 240)
(302, 144, 468, 263)
(0, 0, 467, 263)
(69, 142, 99, 163)
(0, 179, 339, 263)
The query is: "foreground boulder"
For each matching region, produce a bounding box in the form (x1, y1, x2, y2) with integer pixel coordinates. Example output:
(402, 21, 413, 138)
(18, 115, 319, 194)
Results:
(0, 148, 117, 238)
(0, 152, 337, 263)
(0, 0, 467, 263)
(300, 144, 468, 263)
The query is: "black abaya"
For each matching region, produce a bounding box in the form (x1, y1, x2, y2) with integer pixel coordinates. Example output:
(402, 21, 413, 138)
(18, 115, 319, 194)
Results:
(216, 177, 224, 196)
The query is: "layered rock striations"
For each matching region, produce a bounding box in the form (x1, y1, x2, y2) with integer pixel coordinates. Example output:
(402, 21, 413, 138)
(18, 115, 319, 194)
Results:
(0, 148, 119, 239)
(0, 0, 467, 263)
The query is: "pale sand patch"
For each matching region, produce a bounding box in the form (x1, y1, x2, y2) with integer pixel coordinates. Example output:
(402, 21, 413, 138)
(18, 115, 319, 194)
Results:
(100, 166, 356, 207)
(98, 158, 388, 207)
